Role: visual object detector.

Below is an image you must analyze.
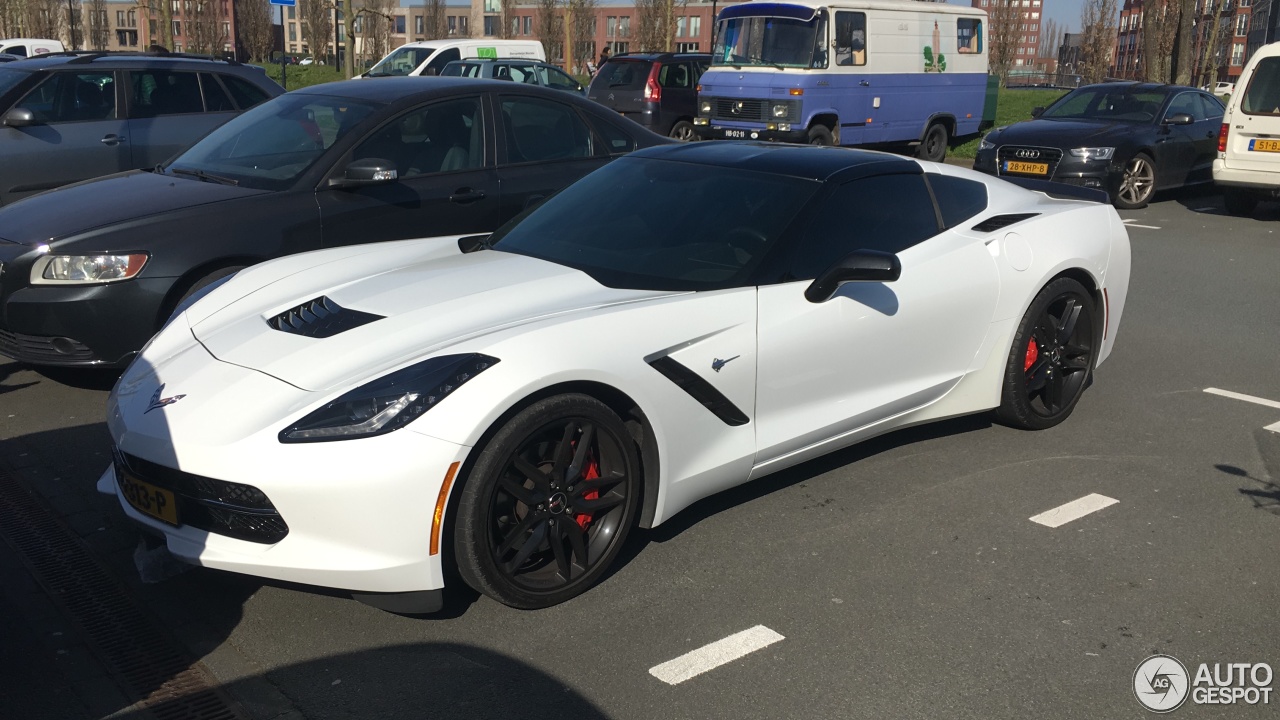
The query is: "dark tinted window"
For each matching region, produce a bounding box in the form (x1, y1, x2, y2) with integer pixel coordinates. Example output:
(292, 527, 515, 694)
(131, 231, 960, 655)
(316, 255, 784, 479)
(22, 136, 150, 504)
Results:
(351, 97, 483, 177)
(501, 96, 593, 162)
(440, 62, 479, 77)
(927, 173, 988, 229)
(789, 174, 939, 279)
(595, 60, 649, 91)
(7, 45, 26, 56)
(1198, 92, 1225, 118)
(426, 47, 460, 74)
(492, 157, 820, 290)
(200, 73, 234, 112)
(131, 70, 203, 116)
(659, 62, 692, 88)
(17, 71, 116, 122)
(0, 67, 31, 97)
(1166, 91, 1202, 120)
(589, 116, 636, 154)
(222, 75, 270, 109)
(545, 66, 582, 91)
(1043, 87, 1165, 122)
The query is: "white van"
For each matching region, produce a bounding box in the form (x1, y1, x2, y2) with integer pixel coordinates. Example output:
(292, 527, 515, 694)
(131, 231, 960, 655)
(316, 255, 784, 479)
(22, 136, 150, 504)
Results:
(363, 39, 545, 78)
(1214, 41, 1280, 214)
(0, 38, 65, 57)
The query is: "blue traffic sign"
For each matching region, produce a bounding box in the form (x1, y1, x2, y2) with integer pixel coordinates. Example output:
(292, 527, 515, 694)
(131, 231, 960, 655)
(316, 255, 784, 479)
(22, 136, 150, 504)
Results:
(269, 0, 295, 6)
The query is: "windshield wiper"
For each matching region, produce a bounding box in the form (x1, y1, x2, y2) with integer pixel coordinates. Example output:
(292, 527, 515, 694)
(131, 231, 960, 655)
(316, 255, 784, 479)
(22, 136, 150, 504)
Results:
(169, 167, 239, 186)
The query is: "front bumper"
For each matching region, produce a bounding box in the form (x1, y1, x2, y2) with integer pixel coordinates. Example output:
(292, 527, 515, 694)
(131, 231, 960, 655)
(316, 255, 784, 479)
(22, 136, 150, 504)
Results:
(0, 278, 174, 367)
(973, 148, 1115, 192)
(693, 120, 809, 143)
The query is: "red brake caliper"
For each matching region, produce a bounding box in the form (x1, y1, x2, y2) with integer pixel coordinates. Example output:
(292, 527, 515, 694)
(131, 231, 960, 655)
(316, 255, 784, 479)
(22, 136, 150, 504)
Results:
(1023, 337, 1039, 372)
(575, 456, 600, 530)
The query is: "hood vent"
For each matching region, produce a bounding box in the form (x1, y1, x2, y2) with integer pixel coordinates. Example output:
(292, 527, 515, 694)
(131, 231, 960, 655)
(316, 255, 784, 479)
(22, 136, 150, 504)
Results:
(267, 296, 383, 338)
(971, 213, 1039, 232)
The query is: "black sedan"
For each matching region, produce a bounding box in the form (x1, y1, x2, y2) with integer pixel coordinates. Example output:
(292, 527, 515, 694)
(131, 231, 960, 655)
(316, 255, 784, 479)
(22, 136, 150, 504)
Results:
(0, 77, 666, 368)
(973, 82, 1223, 209)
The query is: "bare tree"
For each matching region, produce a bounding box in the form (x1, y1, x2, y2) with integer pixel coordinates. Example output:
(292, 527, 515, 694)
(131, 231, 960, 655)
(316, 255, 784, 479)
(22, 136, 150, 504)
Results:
(424, 0, 445, 39)
(500, 0, 515, 39)
(1172, 0, 1195, 84)
(987, 0, 1022, 86)
(568, 0, 595, 74)
(87, 0, 109, 49)
(25, 0, 65, 40)
(185, 0, 228, 55)
(1079, 0, 1117, 84)
(236, 0, 273, 61)
(0, 0, 25, 38)
(535, 0, 561, 61)
(635, 0, 664, 51)
(358, 0, 393, 65)
(301, 0, 331, 59)
(1139, 0, 1180, 83)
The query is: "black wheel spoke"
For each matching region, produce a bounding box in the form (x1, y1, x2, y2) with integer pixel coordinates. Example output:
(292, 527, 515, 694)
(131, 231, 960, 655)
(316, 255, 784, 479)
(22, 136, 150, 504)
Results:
(576, 493, 624, 513)
(564, 520, 590, 566)
(508, 521, 547, 571)
(1062, 354, 1091, 371)
(499, 476, 540, 506)
(548, 518, 573, 579)
(565, 422, 595, 482)
(1045, 372, 1065, 411)
(496, 514, 539, 556)
(1025, 357, 1052, 393)
(551, 421, 578, 476)
(1057, 299, 1081, 345)
(573, 470, 626, 499)
(513, 457, 550, 491)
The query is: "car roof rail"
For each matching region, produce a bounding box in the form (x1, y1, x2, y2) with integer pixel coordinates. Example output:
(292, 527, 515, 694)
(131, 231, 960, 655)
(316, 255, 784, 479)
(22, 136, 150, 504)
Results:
(62, 50, 240, 65)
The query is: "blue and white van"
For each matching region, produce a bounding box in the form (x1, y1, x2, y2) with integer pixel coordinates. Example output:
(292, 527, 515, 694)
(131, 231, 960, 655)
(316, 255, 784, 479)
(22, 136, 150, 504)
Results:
(694, 0, 995, 161)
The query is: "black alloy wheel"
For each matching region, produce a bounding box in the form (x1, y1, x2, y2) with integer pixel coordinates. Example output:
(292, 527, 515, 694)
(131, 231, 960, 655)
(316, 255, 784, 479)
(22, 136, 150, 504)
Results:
(669, 120, 698, 142)
(455, 394, 640, 608)
(995, 277, 1098, 430)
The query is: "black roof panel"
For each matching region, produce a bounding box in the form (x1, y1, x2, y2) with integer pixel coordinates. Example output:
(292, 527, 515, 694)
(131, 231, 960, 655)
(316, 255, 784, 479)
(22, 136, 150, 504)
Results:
(627, 142, 919, 181)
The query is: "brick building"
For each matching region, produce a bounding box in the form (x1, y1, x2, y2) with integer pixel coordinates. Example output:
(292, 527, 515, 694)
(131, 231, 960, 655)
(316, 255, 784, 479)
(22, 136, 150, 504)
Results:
(1111, 0, 1253, 85)
(971, 0, 1045, 68)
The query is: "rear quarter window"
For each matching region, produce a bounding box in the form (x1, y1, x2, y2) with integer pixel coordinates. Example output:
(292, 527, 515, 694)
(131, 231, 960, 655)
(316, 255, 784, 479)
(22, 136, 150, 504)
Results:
(1242, 57, 1280, 116)
(926, 173, 988, 229)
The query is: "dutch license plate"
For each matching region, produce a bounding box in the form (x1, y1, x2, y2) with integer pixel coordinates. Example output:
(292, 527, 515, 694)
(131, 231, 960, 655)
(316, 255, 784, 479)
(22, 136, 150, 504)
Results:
(118, 468, 178, 526)
(723, 129, 747, 139)
(1250, 139, 1280, 153)
(1004, 160, 1049, 175)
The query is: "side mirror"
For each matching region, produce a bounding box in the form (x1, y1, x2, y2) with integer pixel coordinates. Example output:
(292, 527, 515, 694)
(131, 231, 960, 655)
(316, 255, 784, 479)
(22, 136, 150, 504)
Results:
(1163, 112, 1194, 126)
(1030, 106, 1045, 119)
(804, 249, 901, 303)
(2, 107, 36, 128)
(333, 157, 397, 188)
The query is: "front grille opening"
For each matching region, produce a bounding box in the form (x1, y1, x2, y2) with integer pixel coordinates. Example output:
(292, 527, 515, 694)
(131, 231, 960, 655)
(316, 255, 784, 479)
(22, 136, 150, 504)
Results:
(268, 296, 383, 339)
(972, 213, 1040, 232)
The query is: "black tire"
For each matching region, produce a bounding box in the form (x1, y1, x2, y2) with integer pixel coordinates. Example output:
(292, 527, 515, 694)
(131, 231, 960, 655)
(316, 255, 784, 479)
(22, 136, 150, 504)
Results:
(1222, 188, 1258, 216)
(807, 124, 834, 146)
(1114, 153, 1156, 209)
(915, 122, 949, 163)
(669, 120, 698, 142)
(995, 277, 1098, 431)
(455, 394, 641, 609)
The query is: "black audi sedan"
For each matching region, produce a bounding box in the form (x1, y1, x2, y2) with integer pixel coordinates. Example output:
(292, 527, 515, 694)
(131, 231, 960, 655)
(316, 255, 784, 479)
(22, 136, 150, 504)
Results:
(0, 77, 666, 368)
(973, 82, 1223, 209)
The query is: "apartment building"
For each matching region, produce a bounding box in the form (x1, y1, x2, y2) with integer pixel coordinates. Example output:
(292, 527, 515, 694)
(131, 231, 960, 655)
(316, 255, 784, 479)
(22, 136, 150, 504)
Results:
(1113, 0, 1252, 84)
(971, 0, 1045, 68)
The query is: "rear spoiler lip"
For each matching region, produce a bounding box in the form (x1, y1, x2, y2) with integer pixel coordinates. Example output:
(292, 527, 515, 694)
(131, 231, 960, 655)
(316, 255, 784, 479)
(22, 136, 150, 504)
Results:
(1002, 177, 1111, 204)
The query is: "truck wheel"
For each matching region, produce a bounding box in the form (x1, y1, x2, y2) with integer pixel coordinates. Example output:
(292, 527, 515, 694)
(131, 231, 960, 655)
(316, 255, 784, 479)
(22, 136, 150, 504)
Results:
(916, 123, 948, 162)
(669, 121, 698, 142)
(807, 125, 834, 146)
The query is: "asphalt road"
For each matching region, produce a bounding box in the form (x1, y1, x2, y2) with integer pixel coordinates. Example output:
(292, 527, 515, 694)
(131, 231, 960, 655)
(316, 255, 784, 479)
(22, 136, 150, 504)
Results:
(2, 184, 1279, 720)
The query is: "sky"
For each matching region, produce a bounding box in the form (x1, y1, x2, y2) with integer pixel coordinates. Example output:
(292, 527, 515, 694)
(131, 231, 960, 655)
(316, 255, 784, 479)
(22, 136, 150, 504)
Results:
(947, 0, 1090, 35)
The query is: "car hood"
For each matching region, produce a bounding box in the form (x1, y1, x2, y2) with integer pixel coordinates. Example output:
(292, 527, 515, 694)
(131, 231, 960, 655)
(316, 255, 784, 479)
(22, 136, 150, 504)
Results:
(0, 170, 268, 245)
(990, 118, 1143, 148)
(189, 241, 680, 392)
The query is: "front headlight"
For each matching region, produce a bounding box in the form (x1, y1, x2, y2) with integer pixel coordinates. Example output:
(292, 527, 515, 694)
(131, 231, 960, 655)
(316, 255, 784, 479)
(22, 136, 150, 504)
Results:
(30, 253, 149, 284)
(979, 134, 996, 151)
(1069, 147, 1115, 161)
(772, 103, 789, 118)
(699, 100, 712, 115)
(279, 353, 499, 443)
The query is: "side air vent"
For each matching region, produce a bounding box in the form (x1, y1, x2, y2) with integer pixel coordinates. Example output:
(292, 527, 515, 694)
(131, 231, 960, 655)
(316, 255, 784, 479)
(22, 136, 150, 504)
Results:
(648, 356, 750, 426)
(971, 213, 1040, 232)
(267, 296, 384, 338)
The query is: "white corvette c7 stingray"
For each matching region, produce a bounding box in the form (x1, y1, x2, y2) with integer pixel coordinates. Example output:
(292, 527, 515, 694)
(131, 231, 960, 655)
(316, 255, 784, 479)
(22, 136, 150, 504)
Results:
(101, 143, 1131, 613)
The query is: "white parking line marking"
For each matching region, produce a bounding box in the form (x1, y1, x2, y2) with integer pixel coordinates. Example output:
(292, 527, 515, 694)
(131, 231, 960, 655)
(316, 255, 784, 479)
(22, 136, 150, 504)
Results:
(1203, 387, 1280, 410)
(1265, 420, 1280, 434)
(1121, 219, 1162, 230)
(649, 625, 785, 685)
(1029, 494, 1119, 528)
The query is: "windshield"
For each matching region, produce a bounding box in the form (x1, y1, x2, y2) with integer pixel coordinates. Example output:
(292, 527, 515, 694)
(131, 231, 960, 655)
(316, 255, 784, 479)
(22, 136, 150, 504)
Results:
(367, 46, 436, 77)
(491, 157, 820, 291)
(713, 15, 826, 69)
(0, 67, 30, 97)
(1040, 87, 1167, 123)
(166, 93, 378, 191)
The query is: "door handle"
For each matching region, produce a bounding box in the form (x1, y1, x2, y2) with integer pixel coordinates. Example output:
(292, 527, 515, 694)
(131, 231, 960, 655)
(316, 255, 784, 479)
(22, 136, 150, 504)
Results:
(449, 188, 486, 204)
(100, 134, 124, 146)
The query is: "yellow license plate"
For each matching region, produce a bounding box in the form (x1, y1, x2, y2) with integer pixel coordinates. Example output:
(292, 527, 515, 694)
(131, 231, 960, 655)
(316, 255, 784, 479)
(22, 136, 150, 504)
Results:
(1251, 139, 1280, 152)
(118, 469, 178, 526)
(1004, 160, 1049, 175)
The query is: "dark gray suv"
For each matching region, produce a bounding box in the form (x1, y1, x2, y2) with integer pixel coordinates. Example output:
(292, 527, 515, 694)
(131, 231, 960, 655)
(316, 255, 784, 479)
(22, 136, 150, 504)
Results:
(0, 52, 283, 206)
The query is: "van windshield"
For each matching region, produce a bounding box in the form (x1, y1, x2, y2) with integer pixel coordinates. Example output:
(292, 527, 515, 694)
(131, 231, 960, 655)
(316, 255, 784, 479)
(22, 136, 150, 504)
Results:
(367, 46, 436, 77)
(713, 15, 826, 69)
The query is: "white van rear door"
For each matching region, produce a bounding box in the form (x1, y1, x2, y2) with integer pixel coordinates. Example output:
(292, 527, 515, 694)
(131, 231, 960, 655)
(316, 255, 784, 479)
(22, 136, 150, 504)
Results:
(1224, 55, 1280, 172)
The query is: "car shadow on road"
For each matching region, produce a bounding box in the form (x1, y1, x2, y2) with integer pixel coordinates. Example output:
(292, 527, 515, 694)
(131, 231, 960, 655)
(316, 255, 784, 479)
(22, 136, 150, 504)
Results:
(110, 642, 611, 720)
